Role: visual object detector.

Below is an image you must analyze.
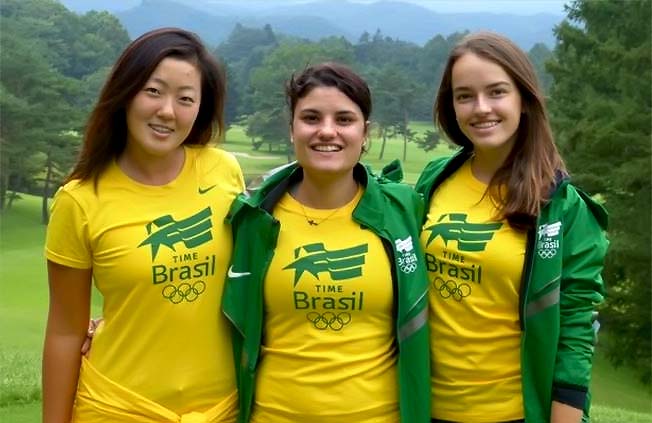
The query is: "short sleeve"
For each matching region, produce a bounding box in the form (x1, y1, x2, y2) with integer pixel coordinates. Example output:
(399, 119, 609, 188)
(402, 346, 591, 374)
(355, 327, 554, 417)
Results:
(225, 151, 245, 193)
(45, 188, 92, 269)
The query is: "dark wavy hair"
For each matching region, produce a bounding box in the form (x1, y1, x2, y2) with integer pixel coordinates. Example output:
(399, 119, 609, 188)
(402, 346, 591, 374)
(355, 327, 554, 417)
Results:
(285, 62, 372, 122)
(66, 27, 226, 186)
(435, 31, 566, 228)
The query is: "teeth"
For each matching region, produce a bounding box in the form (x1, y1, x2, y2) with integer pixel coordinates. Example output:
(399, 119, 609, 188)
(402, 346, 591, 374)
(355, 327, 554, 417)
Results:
(313, 145, 341, 152)
(472, 121, 498, 128)
(150, 124, 172, 133)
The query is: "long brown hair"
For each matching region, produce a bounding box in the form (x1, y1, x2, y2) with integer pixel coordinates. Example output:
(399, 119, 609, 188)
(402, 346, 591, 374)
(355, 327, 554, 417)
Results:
(67, 27, 226, 186)
(435, 31, 565, 229)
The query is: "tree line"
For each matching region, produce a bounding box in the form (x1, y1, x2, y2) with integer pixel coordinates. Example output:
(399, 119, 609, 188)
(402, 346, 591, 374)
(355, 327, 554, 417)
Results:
(0, 0, 649, 384)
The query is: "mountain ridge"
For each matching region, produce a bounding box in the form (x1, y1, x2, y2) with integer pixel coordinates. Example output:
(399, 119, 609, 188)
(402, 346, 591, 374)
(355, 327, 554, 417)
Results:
(59, 0, 563, 49)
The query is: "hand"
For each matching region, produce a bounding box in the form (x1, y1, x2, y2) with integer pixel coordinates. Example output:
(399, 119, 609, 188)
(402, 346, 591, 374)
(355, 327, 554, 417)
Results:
(81, 317, 103, 356)
(550, 400, 583, 423)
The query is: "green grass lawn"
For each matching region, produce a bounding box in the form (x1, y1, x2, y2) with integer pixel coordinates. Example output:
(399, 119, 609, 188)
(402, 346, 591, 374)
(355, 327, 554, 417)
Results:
(1, 126, 650, 421)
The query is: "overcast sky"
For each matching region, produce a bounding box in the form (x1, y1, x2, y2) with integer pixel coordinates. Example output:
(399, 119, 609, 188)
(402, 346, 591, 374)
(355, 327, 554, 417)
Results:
(61, 0, 569, 15)
(392, 0, 567, 15)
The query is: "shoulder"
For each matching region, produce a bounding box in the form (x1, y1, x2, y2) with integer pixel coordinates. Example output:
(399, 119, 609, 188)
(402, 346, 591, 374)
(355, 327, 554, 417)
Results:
(48, 180, 95, 230)
(191, 145, 244, 190)
(52, 179, 95, 210)
(366, 176, 423, 222)
(549, 182, 608, 231)
(377, 179, 420, 204)
(414, 153, 457, 194)
(193, 145, 241, 171)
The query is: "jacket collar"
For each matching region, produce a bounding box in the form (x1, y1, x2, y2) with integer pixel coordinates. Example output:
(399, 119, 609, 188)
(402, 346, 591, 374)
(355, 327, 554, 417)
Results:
(417, 148, 472, 204)
(418, 148, 572, 209)
(228, 162, 387, 230)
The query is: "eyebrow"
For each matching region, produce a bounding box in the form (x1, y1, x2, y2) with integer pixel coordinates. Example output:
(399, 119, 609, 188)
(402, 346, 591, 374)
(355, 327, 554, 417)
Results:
(149, 77, 198, 92)
(453, 81, 512, 92)
(298, 108, 357, 114)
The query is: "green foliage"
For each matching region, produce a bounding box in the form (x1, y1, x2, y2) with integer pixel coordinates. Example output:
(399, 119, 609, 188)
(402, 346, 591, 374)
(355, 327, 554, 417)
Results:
(413, 130, 441, 152)
(1, 0, 129, 79)
(216, 23, 278, 64)
(367, 64, 417, 160)
(216, 23, 279, 119)
(548, 0, 652, 383)
(527, 42, 553, 93)
(243, 39, 356, 156)
(0, 0, 131, 214)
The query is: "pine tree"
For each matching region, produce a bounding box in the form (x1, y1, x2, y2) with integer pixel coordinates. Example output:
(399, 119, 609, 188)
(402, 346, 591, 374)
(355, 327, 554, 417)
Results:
(548, 0, 652, 383)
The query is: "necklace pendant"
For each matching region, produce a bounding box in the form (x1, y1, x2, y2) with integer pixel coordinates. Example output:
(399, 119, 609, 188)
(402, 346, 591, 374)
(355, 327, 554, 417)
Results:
(308, 219, 318, 226)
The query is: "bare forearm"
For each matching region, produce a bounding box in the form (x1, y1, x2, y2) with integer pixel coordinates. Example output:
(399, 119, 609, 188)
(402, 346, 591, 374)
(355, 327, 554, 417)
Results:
(42, 333, 85, 423)
(550, 400, 583, 423)
(43, 261, 92, 423)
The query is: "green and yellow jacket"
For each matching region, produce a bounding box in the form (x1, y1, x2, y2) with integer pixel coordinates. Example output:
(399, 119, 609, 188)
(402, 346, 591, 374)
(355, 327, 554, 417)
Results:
(223, 161, 431, 423)
(415, 149, 609, 423)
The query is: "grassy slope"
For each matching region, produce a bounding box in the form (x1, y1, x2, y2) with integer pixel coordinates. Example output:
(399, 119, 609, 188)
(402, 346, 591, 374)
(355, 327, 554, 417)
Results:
(1, 124, 650, 421)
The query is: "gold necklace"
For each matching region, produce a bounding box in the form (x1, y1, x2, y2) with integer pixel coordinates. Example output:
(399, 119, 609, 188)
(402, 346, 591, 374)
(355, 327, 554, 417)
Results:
(298, 202, 345, 226)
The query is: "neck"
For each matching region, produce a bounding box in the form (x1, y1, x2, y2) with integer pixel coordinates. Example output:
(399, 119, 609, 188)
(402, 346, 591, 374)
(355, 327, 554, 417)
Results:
(470, 149, 510, 184)
(293, 170, 358, 209)
(118, 146, 186, 186)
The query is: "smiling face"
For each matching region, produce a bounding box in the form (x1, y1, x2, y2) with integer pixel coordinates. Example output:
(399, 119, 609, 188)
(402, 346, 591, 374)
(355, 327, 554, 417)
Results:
(451, 52, 523, 161)
(291, 86, 367, 181)
(124, 57, 202, 162)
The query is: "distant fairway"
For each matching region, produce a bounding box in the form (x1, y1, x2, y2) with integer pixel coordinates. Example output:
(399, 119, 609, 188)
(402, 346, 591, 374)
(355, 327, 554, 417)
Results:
(1, 124, 650, 422)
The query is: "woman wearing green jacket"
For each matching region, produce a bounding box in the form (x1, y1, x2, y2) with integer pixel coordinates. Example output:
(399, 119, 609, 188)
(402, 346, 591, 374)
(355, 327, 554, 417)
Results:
(223, 62, 431, 423)
(416, 32, 608, 423)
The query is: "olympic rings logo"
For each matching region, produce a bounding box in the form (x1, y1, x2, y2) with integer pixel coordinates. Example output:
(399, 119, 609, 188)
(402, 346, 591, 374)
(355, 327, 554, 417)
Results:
(433, 277, 471, 301)
(306, 311, 352, 331)
(538, 248, 557, 259)
(161, 281, 206, 304)
(400, 262, 417, 273)
(398, 253, 418, 274)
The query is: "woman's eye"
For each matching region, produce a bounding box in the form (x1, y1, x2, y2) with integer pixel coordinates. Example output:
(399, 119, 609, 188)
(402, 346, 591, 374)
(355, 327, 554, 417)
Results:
(179, 96, 195, 104)
(302, 115, 319, 123)
(455, 93, 471, 101)
(490, 88, 507, 96)
(337, 116, 354, 124)
(144, 87, 160, 95)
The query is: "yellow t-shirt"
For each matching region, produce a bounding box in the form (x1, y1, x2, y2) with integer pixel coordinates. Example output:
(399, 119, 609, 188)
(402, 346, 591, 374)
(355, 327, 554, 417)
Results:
(251, 187, 399, 423)
(420, 160, 526, 422)
(45, 146, 244, 417)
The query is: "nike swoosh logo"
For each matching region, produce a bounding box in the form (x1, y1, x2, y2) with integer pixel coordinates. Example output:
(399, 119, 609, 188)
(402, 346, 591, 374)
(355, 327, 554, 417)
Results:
(198, 184, 217, 194)
(228, 265, 251, 278)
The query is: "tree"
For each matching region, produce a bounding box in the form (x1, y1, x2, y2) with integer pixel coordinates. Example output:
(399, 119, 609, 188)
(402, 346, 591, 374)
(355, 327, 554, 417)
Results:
(528, 42, 553, 93)
(368, 65, 418, 161)
(0, 24, 81, 213)
(414, 32, 466, 121)
(0, 0, 128, 216)
(216, 23, 279, 119)
(548, 0, 652, 383)
(413, 130, 441, 152)
(245, 39, 355, 158)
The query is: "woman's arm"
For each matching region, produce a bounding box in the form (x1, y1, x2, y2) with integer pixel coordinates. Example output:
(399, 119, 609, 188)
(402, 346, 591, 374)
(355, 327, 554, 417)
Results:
(42, 260, 92, 423)
(551, 400, 583, 423)
(553, 188, 608, 419)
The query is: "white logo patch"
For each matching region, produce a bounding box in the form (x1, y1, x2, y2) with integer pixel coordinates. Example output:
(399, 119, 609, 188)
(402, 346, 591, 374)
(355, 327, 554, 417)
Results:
(537, 221, 561, 259)
(395, 236, 418, 273)
(227, 265, 251, 278)
(395, 236, 414, 253)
